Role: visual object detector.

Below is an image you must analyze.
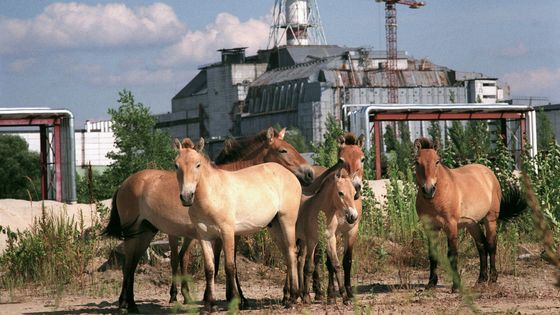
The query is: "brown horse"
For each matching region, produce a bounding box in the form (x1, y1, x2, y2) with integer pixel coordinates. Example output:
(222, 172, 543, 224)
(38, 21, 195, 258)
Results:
(297, 165, 360, 305)
(414, 137, 526, 292)
(102, 127, 313, 313)
(310, 132, 365, 301)
(174, 137, 302, 311)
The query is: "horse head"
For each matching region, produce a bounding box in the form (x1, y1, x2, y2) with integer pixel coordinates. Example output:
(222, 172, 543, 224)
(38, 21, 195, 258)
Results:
(337, 133, 365, 199)
(331, 168, 359, 225)
(414, 137, 441, 199)
(262, 127, 315, 185)
(174, 137, 206, 207)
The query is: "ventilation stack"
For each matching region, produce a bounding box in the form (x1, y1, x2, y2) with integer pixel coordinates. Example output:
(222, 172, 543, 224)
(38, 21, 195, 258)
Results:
(268, 0, 327, 48)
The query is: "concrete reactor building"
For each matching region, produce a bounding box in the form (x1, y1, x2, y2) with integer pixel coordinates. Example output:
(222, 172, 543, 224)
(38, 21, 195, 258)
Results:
(156, 0, 508, 154)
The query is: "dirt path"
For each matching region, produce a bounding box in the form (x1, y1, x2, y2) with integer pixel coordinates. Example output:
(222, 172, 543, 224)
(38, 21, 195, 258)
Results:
(1, 253, 559, 314)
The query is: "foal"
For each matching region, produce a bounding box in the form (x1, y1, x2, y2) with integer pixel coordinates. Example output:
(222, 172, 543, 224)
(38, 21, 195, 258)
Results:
(297, 166, 360, 305)
(414, 137, 526, 292)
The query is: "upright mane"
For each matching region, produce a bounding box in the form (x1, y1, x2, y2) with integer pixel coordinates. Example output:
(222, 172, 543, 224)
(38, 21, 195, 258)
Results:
(416, 137, 436, 150)
(342, 132, 359, 145)
(303, 160, 347, 196)
(214, 129, 280, 164)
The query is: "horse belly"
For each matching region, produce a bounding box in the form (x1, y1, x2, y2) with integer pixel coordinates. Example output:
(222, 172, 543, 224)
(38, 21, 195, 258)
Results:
(234, 207, 277, 235)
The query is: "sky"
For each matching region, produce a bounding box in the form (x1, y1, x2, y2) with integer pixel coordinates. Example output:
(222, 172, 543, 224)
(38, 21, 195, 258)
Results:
(1, 0, 559, 127)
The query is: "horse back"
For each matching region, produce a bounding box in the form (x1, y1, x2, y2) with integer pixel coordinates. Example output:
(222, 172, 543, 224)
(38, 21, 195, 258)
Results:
(449, 163, 501, 222)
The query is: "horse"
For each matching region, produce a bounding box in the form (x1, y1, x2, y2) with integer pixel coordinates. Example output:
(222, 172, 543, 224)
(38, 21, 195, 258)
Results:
(414, 137, 526, 292)
(309, 132, 365, 301)
(174, 137, 302, 311)
(296, 165, 360, 305)
(102, 127, 314, 313)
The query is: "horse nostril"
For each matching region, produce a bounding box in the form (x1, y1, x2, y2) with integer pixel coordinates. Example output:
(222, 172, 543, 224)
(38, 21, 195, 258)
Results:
(306, 169, 314, 180)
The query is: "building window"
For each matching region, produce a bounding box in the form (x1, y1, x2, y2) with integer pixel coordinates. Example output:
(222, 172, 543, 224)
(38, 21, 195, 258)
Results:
(482, 83, 496, 87)
(483, 95, 495, 99)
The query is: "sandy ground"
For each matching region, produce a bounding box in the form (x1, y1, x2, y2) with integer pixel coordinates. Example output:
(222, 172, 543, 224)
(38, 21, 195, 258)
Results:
(1, 251, 559, 314)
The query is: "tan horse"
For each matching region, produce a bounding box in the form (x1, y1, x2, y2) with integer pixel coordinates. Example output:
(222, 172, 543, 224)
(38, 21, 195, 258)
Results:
(310, 132, 365, 301)
(296, 165, 360, 305)
(174, 137, 302, 311)
(414, 137, 526, 292)
(102, 127, 313, 313)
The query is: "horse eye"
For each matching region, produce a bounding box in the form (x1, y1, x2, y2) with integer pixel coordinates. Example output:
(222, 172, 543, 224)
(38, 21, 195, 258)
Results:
(436, 160, 441, 165)
(196, 162, 201, 168)
(175, 164, 179, 170)
(338, 191, 344, 197)
(278, 148, 288, 154)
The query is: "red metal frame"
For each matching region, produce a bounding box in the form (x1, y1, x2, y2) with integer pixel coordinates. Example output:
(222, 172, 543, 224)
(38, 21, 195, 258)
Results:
(1, 117, 63, 201)
(371, 110, 528, 179)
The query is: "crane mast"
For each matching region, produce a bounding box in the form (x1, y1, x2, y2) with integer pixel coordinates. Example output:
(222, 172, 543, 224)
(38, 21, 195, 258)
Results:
(378, 0, 425, 104)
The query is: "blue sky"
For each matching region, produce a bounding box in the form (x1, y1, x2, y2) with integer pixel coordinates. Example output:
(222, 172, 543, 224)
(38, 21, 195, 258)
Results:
(1, 0, 559, 127)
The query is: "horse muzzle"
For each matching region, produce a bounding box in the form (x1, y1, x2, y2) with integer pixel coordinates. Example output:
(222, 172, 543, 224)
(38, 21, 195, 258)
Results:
(345, 208, 358, 225)
(422, 184, 437, 199)
(297, 166, 315, 186)
(179, 192, 194, 207)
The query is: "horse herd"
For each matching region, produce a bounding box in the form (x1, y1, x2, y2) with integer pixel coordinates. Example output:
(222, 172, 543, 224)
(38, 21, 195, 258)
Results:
(103, 127, 526, 313)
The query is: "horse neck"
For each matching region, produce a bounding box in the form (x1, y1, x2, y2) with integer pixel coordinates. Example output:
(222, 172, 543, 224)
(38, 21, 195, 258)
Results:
(193, 161, 222, 206)
(215, 144, 267, 170)
(302, 175, 338, 218)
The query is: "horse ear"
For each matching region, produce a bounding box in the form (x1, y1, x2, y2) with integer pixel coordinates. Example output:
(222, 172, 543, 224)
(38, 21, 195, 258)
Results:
(335, 167, 342, 178)
(195, 137, 205, 152)
(337, 135, 346, 148)
(278, 128, 286, 140)
(433, 138, 440, 152)
(266, 127, 275, 145)
(357, 134, 365, 148)
(174, 138, 182, 151)
(182, 138, 194, 149)
(414, 138, 422, 156)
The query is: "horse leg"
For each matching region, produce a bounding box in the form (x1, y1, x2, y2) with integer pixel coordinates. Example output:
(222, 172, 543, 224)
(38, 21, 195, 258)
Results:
(199, 239, 218, 313)
(178, 237, 195, 304)
(312, 245, 324, 301)
(168, 235, 180, 303)
(445, 222, 460, 293)
(268, 219, 297, 306)
(325, 235, 346, 304)
(466, 223, 489, 283)
(233, 238, 249, 308)
(221, 231, 241, 306)
(119, 227, 157, 313)
(484, 219, 498, 283)
(301, 241, 316, 304)
(342, 227, 358, 303)
(212, 238, 222, 281)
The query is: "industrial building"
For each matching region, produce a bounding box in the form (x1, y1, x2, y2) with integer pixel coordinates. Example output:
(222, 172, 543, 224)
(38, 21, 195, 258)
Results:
(156, 0, 509, 153)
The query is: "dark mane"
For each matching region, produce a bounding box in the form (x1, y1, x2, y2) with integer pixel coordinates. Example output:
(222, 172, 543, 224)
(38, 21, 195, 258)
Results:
(416, 137, 436, 149)
(342, 132, 359, 145)
(214, 128, 280, 164)
(303, 160, 347, 196)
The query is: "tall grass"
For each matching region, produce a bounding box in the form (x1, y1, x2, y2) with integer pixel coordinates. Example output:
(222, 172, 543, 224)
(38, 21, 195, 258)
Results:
(0, 204, 97, 293)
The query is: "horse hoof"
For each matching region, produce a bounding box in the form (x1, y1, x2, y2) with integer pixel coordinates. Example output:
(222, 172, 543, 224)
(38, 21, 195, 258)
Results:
(169, 296, 177, 304)
(239, 298, 250, 310)
(302, 294, 311, 304)
(451, 286, 459, 294)
(343, 298, 352, 306)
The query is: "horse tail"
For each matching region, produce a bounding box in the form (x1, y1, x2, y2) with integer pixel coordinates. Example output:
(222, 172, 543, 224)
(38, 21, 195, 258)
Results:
(498, 184, 527, 222)
(102, 188, 124, 239)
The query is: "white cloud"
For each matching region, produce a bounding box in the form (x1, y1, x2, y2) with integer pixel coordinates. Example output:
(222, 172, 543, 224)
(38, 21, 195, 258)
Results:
(158, 12, 270, 66)
(0, 2, 186, 54)
(502, 67, 560, 100)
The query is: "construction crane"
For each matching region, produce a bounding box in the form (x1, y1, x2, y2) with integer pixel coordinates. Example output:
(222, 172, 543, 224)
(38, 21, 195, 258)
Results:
(376, 0, 425, 104)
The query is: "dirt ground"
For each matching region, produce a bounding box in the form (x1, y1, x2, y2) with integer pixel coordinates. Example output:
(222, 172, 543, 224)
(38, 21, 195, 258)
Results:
(1, 247, 559, 315)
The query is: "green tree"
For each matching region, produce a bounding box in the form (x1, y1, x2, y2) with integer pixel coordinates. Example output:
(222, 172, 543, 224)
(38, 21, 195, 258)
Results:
(312, 115, 344, 167)
(383, 121, 413, 177)
(0, 134, 41, 200)
(104, 89, 176, 191)
(537, 109, 555, 149)
(427, 121, 442, 146)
